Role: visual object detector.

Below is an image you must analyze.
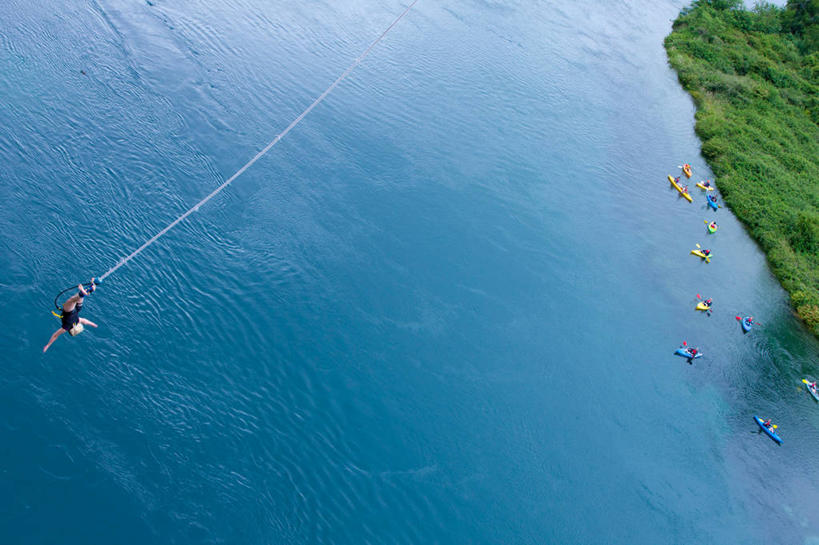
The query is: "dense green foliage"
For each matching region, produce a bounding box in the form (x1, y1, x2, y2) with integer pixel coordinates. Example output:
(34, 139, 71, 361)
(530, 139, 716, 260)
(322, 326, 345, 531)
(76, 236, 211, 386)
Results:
(665, 0, 819, 334)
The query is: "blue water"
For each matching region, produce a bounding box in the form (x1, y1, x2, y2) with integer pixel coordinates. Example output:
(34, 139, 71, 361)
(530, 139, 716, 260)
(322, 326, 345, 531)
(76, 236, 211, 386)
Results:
(2, 0, 818, 543)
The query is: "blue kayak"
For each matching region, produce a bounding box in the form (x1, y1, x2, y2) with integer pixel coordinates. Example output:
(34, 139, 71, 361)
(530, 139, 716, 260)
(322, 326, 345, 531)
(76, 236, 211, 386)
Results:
(675, 348, 702, 360)
(707, 196, 718, 210)
(754, 415, 783, 444)
(741, 317, 753, 332)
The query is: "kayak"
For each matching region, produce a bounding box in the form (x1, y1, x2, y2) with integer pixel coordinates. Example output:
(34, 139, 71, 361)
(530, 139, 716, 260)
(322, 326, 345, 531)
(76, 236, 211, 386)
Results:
(707, 196, 719, 210)
(741, 317, 753, 332)
(707, 222, 718, 234)
(696, 301, 712, 311)
(667, 175, 693, 202)
(691, 249, 711, 263)
(675, 348, 702, 360)
(753, 415, 783, 444)
(805, 379, 819, 402)
(697, 181, 715, 191)
(683, 164, 692, 178)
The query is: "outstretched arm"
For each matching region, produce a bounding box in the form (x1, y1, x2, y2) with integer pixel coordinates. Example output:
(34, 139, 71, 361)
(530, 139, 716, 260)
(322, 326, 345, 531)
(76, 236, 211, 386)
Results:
(43, 328, 65, 353)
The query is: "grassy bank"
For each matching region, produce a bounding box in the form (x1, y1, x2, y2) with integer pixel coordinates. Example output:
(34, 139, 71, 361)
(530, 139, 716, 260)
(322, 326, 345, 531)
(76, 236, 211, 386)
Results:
(664, 0, 819, 334)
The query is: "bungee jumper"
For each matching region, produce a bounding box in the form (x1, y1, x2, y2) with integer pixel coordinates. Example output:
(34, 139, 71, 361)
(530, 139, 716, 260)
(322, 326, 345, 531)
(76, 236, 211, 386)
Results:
(38, 0, 418, 354)
(43, 278, 101, 353)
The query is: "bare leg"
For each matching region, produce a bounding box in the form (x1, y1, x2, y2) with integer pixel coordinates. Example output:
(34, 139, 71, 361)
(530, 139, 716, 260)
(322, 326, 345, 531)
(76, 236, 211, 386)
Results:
(43, 328, 66, 353)
(79, 317, 98, 328)
(62, 293, 82, 313)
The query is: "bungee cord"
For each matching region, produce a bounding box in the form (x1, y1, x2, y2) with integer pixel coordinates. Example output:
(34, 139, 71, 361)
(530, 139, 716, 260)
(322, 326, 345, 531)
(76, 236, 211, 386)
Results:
(96, 0, 419, 283)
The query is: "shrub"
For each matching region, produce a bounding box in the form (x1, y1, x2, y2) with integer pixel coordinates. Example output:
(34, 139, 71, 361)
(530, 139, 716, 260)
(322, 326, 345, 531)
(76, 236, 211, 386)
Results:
(667, 1, 819, 336)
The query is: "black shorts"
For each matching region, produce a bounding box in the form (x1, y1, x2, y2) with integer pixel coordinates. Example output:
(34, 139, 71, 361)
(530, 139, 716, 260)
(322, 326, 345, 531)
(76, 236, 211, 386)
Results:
(61, 301, 82, 331)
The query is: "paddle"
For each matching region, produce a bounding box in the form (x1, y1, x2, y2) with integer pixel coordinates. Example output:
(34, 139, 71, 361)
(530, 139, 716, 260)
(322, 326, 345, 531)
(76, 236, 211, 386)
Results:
(736, 315, 763, 326)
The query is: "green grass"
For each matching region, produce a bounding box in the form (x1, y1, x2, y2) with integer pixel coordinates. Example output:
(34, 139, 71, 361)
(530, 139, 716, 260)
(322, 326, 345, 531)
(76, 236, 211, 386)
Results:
(665, 0, 819, 335)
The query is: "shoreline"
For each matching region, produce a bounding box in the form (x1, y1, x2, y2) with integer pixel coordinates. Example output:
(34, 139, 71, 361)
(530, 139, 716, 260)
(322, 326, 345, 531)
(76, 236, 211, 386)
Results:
(664, 0, 819, 336)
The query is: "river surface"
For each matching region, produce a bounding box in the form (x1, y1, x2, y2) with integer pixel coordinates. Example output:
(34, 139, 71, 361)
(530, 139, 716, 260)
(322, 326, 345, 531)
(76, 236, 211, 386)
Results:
(2, 0, 818, 543)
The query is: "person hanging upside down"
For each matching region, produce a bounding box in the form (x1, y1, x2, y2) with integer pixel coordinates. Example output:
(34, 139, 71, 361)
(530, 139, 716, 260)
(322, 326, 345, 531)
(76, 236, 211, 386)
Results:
(43, 279, 99, 353)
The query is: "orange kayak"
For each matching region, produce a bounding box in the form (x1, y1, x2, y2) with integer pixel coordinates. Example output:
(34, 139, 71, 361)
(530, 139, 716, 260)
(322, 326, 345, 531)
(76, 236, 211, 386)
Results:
(682, 164, 692, 178)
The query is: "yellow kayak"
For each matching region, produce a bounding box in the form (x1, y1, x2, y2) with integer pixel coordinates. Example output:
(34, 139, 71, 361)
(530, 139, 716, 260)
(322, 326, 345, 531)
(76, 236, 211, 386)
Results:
(696, 180, 715, 191)
(667, 175, 693, 202)
(696, 301, 711, 311)
(683, 164, 692, 178)
(691, 249, 711, 263)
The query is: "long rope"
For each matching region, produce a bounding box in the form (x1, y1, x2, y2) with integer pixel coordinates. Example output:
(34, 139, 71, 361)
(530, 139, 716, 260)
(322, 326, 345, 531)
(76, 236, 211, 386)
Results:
(98, 0, 418, 282)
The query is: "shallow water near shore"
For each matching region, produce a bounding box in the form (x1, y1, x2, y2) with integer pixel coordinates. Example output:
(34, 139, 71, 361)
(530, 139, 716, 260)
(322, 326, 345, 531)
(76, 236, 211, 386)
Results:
(2, 0, 818, 543)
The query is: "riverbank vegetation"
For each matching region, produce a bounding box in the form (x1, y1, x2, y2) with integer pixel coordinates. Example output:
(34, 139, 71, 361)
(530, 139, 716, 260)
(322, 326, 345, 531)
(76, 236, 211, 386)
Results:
(665, 0, 819, 334)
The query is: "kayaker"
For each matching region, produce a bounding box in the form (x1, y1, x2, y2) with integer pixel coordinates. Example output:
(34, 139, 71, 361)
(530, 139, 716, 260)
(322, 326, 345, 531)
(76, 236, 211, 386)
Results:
(809, 381, 817, 390)
(763, 418, 773, 429)
(709, 222, 717, 229)
(705, 298, 712, 306)
(702, 249, 711, 256)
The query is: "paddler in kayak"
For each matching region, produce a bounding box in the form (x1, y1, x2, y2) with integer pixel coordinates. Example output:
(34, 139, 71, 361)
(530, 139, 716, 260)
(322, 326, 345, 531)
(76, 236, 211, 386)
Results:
(702, 248, 711, 256)
(702, 179, 713, 189)
(762, 418, 775, 431)
(679, 345, 699, 362)
(43, 279, 99, 353)
(708, 221, 717, 231)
